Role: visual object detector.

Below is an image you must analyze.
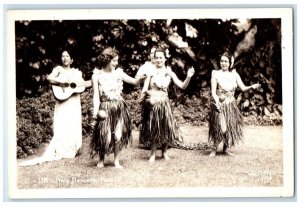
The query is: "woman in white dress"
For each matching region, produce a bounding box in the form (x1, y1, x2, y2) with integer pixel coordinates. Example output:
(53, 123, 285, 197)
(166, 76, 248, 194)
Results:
(20, 50, 84, 166)
(209, 51, 260, 157)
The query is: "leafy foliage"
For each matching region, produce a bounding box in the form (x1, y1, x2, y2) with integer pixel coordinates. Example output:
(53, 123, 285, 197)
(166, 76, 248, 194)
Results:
(15, 19, 282, 158)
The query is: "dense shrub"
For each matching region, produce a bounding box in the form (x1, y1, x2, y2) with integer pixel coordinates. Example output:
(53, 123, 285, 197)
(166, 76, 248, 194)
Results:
(16, 86, 281, 158)
(16, 92, 55, 158)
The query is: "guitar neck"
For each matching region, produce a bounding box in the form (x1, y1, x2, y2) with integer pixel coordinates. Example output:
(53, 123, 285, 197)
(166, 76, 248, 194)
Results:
(52, 80, 92, 88)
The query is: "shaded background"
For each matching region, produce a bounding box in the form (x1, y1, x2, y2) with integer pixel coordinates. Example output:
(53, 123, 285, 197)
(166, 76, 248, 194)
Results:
(15, 19, 282, 158)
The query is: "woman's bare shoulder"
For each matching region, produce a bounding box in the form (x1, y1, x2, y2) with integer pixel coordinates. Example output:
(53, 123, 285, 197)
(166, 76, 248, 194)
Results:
(211, 69, 220, 77)
(165, 66, 174, 76)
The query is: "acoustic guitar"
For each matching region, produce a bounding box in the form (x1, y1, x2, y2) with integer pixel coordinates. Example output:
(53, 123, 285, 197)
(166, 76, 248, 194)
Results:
(52, 80, 91, 101)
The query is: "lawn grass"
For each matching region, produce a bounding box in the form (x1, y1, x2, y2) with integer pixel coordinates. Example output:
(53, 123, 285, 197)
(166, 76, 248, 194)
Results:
(17, 125, 283, 189)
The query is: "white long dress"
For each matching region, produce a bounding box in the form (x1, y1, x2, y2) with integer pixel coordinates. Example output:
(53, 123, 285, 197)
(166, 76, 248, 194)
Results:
(19, 67, 83, 166)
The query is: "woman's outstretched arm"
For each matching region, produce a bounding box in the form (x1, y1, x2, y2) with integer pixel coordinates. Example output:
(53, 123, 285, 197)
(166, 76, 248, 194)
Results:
(236, 72, 260, 92)
(122, 72, 147, 86)
(169, 67, 195, 90)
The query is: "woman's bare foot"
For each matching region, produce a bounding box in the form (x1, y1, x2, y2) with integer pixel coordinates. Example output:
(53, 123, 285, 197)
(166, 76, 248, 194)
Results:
(114, 161, 123, 169)
(209, 150, 216, 157)
(114, 142, 123, 168)
(149, 143, 157, 163)
(224, 151, 235, 156)
(162, 153, 170, 160)
(97, 161, 104, 168)
(161, 143, 169, 160)
(149, 155, 155, 163)
(223, 145, 235, 156)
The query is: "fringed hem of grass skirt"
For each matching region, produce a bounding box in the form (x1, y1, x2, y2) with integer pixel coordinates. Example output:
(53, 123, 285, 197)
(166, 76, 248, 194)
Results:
(139, 99, 182, 148)
(90, 99, 132, 155)
(209, 98, 243, 147)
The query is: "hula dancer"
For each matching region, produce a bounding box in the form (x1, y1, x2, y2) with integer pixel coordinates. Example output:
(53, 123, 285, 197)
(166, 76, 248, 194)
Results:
(139, 46, 195, 162)
(91, 47, 146, 168)
(209, 51, 260, 157)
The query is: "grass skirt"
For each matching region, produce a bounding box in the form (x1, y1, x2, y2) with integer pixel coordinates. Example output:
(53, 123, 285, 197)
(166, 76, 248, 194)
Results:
(139, 93, 182, 148)
(90, 99, 132, 155)
(209, 96, 243, 148)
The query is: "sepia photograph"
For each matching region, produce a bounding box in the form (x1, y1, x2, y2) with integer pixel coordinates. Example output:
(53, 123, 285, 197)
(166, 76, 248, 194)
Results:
(6, 8, 294, 199)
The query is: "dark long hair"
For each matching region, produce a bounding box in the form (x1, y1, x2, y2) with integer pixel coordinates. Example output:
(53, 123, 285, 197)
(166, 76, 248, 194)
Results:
(97, 47, 119, 68)
(220, 51, 234, 71)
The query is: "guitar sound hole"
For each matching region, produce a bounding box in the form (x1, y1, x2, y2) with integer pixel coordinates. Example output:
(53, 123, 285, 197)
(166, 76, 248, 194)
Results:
(70, 83, 77, 88)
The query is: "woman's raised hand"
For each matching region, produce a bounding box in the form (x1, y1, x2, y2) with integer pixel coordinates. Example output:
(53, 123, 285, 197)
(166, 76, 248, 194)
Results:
(140, 74, 147, 81)
(187, 67, 195, 77)
(251, 83, 261, 90)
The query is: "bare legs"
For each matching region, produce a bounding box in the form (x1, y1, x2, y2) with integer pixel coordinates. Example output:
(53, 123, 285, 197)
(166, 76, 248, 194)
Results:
(222, 144, 235, 156)
(97, 121, 123, 169)
(149, 142, 170, 162)
(114, 142, 123, 168)
(149, 143, 157, 162)
(209, 146, 217, 157)
(96, 143, 123, 169)
(209, 139, 235, 157)
(162, 143, 170, 160)
(97, 153, 105, 168)
(114, 121, 123, 168)
(97, 129, 110, 168)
